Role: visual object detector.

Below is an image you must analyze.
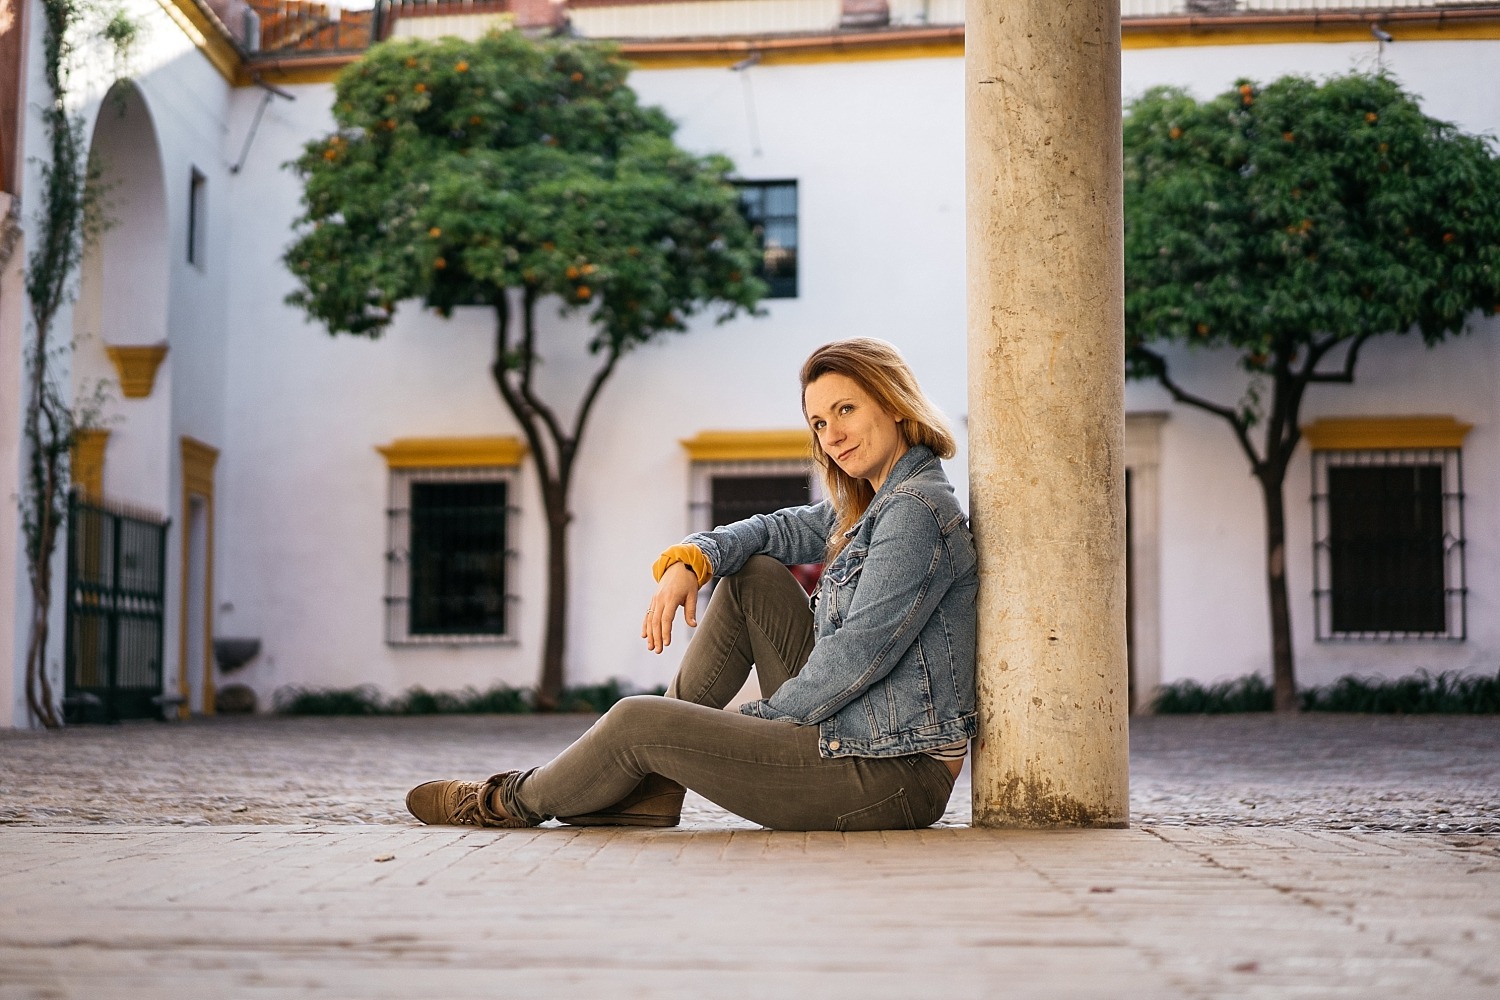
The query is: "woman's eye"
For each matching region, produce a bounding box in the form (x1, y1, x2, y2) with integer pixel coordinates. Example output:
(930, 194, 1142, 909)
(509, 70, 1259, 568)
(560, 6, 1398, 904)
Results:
(840, 404, 854, 414)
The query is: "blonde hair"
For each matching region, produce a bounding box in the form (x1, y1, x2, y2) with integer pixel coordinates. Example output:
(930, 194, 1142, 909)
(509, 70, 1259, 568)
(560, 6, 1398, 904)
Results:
(799, 338, 956, 560)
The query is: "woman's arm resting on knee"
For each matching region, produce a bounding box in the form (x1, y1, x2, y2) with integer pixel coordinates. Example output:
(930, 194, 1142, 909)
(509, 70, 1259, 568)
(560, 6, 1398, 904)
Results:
(642, 562, 702, 653)
(741, 493, 956, 723)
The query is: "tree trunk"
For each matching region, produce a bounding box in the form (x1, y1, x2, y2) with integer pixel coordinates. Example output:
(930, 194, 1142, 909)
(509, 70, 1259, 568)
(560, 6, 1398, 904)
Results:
(490, 298, 617, 714)
(535, 488, 570, 712)
(1256, 465, 1299, 712)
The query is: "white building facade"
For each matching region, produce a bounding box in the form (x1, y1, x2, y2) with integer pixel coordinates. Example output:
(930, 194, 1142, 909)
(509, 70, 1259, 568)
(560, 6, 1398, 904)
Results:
(3, 0, 1498, 726)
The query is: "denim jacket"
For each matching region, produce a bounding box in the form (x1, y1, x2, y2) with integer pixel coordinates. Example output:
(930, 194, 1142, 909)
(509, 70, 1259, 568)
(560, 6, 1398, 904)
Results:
(684, 446, 978, 758)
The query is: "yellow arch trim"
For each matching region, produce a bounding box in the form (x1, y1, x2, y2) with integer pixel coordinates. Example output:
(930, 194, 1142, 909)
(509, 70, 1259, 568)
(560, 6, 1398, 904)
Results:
(1303, 416, 1473, 451)
(681, 429, 810, 462)
(377, 436, 529, 468)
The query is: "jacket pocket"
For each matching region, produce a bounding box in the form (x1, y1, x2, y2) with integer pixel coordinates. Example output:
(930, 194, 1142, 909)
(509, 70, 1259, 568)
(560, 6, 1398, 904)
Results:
(835, 787, 915, 832)
(825, 545, 867, 586)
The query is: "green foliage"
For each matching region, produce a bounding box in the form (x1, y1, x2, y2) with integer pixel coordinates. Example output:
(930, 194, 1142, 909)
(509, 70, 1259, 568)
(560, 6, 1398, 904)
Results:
(284, 30, 766, 707)
(99, 9, 139, 57)
(1125, 72, 1500, 378)
(1152, 669, 1500, 714)
(273, 684, 388, 716)
(1301, 669, 1500, 714)
(1123, 73, 1500, 710)
(1151, 674, 1275, 714)
(284, 30, 765, 347)
(395, 684, 530, 715)
(272, 680, 656, 715)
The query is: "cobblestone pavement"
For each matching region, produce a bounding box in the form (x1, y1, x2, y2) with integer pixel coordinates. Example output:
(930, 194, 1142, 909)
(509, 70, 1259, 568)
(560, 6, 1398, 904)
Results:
(0, 712, 1496, 833)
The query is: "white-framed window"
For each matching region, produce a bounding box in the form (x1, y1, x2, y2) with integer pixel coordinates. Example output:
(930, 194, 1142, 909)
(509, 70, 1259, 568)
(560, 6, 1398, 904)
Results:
(187, 168, 207, 268)
(690, 459, 821, 534)
(734, 180, 798, 299)
(682, 430, 825, 594)
(377, 437, 528, 645)
(1307, 418, 1469, 642)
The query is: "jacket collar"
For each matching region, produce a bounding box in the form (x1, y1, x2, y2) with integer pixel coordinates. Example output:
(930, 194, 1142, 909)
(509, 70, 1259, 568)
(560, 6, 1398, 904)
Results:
(843, 445, 937, 537)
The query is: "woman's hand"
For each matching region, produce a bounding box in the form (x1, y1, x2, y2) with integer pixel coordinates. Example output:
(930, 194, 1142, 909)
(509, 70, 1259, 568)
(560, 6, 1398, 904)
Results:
(642, 562, 700, 653)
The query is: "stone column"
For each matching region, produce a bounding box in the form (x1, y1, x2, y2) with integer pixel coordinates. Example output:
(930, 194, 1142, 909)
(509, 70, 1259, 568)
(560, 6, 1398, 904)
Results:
(966, 0, 1130, 827)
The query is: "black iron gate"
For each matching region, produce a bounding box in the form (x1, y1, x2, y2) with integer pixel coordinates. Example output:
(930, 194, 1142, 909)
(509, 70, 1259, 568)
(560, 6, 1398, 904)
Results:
(63, 493, 170, 723)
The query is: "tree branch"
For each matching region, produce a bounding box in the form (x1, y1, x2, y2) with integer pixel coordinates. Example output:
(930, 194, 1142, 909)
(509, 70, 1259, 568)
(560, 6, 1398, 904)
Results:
(490, 298, 555, 486)
(1261, 340, 1304, 474)
(1132, 346, 1264, 468)
(1305, 331, 1376, 383)
(514, 287, 569, 454)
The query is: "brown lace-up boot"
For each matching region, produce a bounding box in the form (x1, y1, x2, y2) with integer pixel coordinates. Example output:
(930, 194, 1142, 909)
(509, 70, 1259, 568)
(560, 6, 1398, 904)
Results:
(405, 771, 532, 828)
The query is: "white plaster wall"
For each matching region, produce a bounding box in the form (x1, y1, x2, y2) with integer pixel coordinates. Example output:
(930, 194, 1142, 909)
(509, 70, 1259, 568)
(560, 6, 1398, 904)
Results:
(9, 0, 71, 727)
(86, 82, 173, 515)
(0, 194, 25, 726)
(216, 81, 553, 699)
(4, 0, 234, 726)
(212, 55, 970, 705)
(1123, 37, 1500, 688)
(14, 20, 1493, 724)
(78, 2, 236, 714)
(209, 36, 1500, 709)
(1130, 322, 1500, 689)
(589, 56, 972, 692)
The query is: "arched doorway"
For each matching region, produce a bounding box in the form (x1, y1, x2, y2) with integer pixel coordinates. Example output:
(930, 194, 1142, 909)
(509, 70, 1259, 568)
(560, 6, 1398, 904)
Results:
(74, 79, 171, 510)
(65, 80, 175, 721)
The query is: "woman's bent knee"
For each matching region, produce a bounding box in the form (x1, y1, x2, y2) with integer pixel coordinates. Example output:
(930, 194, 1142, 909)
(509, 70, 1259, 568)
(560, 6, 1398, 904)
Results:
(724, 554, 804, 602)
(596, 694, 691, 742)
(735, 554, 795, 581)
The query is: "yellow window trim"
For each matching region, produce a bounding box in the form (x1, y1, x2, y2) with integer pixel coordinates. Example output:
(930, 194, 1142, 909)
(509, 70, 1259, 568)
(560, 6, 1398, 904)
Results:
(377, 436, 529, 468)
(179, 436, 220, 718)
(681, 429, 811, 462)
(1302, 416, 1473, 452)
(182, 435, 219, 495)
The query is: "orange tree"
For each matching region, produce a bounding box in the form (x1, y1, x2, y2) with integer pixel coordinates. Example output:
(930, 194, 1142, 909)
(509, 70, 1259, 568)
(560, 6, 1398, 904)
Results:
(285, 30, 765, 709)
(1124, 72, 1500, 711)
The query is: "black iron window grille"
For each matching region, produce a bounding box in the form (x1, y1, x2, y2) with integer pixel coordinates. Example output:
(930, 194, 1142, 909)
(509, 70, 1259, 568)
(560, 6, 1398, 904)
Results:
(386, 467, 518, 644)
(1311, 447, 1466, 641)
(689, 459, 822, 594)
(735, 180, 798, 299)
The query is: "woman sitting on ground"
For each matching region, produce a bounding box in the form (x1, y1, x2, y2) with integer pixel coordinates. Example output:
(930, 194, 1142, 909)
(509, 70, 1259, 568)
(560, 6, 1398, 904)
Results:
(406, 337, 977, 831)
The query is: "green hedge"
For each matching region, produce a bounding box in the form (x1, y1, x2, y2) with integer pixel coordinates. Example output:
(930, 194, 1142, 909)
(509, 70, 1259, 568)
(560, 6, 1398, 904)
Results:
(272, 679, 663, 717)
(1151, 669, 1500, 714)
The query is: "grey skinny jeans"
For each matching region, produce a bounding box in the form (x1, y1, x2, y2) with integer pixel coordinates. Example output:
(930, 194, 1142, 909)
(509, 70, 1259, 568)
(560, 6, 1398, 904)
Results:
(499, 555, 958, 831)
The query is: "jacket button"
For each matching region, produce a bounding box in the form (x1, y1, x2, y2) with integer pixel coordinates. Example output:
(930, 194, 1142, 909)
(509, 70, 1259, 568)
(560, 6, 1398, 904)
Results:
(828, 740, 841, 751)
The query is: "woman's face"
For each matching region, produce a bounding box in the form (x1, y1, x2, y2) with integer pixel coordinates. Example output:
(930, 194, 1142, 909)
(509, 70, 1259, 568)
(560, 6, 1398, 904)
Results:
(804, 372, 907, 492)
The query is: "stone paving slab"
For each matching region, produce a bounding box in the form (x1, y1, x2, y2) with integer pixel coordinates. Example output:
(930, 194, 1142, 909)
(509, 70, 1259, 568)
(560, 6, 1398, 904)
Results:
(1, 825, 1496, 999)
(0, 713, 1497, 997)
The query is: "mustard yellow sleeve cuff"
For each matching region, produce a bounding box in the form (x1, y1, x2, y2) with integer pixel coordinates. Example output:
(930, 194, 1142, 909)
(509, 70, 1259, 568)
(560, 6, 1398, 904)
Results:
(652, 543, 713, 587)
